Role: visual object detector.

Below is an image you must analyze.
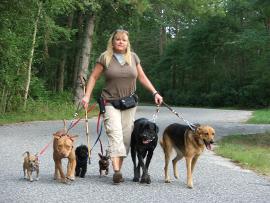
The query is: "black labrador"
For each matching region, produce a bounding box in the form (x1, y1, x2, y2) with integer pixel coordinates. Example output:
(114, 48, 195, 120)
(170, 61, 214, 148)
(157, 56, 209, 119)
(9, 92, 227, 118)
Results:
(131, 118, 159, 184)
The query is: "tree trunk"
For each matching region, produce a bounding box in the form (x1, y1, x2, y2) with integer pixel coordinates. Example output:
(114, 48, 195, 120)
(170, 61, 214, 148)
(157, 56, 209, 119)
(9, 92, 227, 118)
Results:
(159, 26, 166, 56)
(72, 12, 84, 91)
(172, 65, 176, 89)
(43, 22, 50, 60)
(74, 13, 95, 105)
(1, 86, 8, 114)
(23, 1, 41, 110)
(57, 13, 74, 92)
(266, 18, 270, 33)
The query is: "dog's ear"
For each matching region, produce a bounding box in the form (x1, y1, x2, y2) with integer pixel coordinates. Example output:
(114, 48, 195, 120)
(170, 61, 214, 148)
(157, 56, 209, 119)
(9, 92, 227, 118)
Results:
(53, 133, 61, 139)
(98, 153, 103, 159)
(195, 126, 204, 138)
(53, 129, 66, 139)
(155, 124, 159, 134)
(69, 135, 78, 142)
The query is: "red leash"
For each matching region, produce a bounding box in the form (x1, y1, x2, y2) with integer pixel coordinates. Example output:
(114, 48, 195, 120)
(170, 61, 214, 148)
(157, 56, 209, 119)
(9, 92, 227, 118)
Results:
(36, 139, 53, 160)
(36, 103, 97, 160)
(67, 102, 97, 133)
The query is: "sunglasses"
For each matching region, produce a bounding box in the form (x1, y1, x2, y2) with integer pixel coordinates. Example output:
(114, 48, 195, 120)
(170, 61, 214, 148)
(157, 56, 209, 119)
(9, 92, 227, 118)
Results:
(113, 29, 129, 38)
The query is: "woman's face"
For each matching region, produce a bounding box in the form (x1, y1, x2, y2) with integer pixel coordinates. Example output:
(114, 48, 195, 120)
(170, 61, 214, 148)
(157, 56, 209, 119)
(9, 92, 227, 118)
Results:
(112, 32, 129, 53)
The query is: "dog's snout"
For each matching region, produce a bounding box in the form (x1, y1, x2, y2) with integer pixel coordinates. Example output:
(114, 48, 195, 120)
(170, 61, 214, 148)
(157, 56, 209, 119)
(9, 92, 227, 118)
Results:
(210, 140, 214, 144)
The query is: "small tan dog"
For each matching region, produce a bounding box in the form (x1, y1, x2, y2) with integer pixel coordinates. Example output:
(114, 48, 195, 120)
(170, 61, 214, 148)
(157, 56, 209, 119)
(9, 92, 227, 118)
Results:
(53, 120, 77, 183)
(23, 151, 39, 182)
(160, 123, 215, 188)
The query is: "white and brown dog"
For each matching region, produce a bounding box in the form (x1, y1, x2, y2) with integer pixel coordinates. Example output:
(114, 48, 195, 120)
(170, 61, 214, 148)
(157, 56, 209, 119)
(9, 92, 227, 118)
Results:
(23, 151, 39, 182)
(53, 120, 77, 183)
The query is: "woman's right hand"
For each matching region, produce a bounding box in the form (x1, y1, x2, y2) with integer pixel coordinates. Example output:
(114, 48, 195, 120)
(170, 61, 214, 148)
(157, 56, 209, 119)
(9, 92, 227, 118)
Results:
(81, 95, 90, 109)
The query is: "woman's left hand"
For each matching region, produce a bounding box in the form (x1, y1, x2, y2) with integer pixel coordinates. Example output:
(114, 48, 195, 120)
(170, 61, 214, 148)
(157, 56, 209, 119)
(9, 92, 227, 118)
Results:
(154, 93, 163, 105)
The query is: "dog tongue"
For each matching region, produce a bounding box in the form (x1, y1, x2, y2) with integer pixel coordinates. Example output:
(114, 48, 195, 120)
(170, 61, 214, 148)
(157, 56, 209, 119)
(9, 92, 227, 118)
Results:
(143, 140, 150, 144)
(206, 143, 212, 150)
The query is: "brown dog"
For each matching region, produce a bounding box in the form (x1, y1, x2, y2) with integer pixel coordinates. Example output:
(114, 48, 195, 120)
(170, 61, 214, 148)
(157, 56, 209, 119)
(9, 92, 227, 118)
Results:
(23, 151, 39, 182)
(160, 123, 215, 188)
(53, 120, 77, 183)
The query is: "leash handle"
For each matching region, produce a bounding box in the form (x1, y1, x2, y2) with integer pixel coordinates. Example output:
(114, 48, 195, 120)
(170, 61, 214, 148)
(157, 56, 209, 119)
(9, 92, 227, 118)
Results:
(151, 105, 160, 123)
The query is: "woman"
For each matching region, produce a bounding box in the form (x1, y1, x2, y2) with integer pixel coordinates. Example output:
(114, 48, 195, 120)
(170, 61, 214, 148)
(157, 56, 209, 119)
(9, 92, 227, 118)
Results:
(82, 29, 163, 184)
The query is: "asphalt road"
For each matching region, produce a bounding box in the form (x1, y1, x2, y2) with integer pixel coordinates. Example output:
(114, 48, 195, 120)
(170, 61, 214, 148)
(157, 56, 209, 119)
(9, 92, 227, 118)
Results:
(0, 106, 270, 203)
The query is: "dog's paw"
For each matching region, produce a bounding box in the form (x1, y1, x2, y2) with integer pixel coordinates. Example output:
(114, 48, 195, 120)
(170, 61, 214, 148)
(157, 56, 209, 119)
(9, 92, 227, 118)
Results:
(133, 177, 139, 182)
(165, 179, 171, 183)
(35, 177, 39, 181)
(174, 174, 179, 179)
(145, 175, 151, 184)
(66, 176, 75, 181)
(187, 182, 193, 189)
(187, 184, 193, 189)
(140, 174, 150, 184)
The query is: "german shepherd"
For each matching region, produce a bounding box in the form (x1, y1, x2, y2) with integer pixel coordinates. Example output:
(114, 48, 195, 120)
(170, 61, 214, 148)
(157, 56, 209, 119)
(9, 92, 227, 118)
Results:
(160, 123, 215, 188)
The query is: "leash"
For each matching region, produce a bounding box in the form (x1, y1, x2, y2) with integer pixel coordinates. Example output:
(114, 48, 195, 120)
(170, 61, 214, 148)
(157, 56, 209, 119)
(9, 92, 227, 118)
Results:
(36, 139, 54, 160)
(66, 102, 97, 134)
(162, 101, 196, 131)
(151, 105, 160, 123)
(90, 112, 104, 155)
(80, 76, 91, 165)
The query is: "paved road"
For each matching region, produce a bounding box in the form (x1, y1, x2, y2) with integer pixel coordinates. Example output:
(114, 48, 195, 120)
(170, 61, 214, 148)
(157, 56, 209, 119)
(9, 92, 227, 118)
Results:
(0, 106, 269, 203)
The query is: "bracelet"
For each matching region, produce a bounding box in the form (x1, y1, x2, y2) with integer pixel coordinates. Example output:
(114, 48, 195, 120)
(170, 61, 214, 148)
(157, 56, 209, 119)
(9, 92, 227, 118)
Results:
(152, 91, 159, 97)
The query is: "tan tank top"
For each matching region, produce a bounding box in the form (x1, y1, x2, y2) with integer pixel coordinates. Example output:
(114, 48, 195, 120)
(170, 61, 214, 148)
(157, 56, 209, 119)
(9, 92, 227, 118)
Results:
(96, 52, 140, 100)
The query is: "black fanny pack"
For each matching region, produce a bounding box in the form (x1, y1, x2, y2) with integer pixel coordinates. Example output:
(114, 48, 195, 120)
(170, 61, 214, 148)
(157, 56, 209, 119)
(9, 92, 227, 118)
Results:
(110, 94, 138, 110)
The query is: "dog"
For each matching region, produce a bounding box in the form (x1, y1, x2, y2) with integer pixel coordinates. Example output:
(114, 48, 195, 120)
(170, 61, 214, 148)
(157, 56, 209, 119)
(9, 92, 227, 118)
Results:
(53, 120, 78, 183)
(98, 150, 110, 176)
(160, 123, 215, 188)
(75, 145, 89, 178)
(23, 151, 39, 182)
(130, 118, 159, 184)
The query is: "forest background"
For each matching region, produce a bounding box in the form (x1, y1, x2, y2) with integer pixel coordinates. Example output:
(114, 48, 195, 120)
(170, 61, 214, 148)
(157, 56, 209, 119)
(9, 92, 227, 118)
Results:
(1, 0, 270, 115)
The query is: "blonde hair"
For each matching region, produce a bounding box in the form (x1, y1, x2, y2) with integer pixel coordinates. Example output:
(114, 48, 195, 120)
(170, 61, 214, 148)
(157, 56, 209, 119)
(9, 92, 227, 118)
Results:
(104, 30, 132, 67)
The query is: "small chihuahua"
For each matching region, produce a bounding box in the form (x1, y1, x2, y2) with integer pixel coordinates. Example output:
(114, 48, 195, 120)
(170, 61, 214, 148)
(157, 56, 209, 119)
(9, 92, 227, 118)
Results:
(23, 151, 39, 182)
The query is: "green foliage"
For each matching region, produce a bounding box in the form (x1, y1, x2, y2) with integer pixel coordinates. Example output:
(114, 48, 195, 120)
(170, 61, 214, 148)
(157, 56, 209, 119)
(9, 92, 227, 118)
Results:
(1, 0, 270, 117)
(0, 90, 99, 125)
(155, 0, 270, 108)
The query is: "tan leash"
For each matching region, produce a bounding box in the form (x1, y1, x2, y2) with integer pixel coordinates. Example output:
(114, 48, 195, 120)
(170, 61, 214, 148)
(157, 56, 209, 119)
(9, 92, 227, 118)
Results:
(80, 76, 91, 164)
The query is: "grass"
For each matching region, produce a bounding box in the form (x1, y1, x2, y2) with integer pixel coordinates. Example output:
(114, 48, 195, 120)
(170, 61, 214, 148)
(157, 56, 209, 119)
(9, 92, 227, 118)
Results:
(247, 108, 270, 124)
(0, 100, 99, 125)
(215, 133, 270, 176)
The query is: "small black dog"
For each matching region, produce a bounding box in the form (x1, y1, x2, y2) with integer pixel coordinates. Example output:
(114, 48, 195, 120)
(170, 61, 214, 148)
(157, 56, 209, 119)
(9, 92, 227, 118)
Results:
(98, 151, 110, 176)
(75, 145, 88, 178)
(131, 118, 159, 184)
